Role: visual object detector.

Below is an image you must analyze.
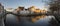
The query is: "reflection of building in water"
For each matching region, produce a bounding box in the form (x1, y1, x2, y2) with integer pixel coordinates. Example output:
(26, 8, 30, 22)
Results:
(15, 6, 25, 23)
(31, 15, 46, 23)
(13, 6, 48, 23)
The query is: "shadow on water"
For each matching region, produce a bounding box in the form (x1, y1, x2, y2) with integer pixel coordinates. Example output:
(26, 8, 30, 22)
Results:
(5, 14, 57, 26)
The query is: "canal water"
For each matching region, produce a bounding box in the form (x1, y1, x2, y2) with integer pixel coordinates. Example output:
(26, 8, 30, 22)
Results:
(5, 14, 56, 26)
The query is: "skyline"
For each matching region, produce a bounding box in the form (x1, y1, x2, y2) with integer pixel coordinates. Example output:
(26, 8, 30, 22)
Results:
(0, 0, 49, 9)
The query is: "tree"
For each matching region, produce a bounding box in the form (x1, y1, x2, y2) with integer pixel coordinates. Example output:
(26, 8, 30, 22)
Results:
(47, 0, 60, 26)
(46, 0, 60, 26)
(48, 0, 60, 12)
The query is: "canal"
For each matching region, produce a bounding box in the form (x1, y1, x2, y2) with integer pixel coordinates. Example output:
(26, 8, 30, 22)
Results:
(5, 14, 57, 26)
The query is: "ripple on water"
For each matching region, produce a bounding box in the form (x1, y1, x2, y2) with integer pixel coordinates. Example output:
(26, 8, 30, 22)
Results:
(6, 14, 55, 26)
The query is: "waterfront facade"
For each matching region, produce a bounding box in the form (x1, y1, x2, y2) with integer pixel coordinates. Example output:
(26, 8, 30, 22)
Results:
(0, 3, 5, 26)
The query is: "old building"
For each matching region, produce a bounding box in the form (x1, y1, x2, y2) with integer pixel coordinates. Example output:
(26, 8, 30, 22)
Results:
(28, 6, 36, 12)
(17, 6, 24, 11)
(28, 6, 47, 14)
(0, 3, 5, 26)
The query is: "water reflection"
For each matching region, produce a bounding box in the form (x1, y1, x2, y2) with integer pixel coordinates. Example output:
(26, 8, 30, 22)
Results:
(31, 15, 46, 23)
(6, 14, 55, 26)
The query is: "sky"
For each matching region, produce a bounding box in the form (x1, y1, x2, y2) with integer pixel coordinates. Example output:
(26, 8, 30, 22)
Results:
(0, 0, 49, 9)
